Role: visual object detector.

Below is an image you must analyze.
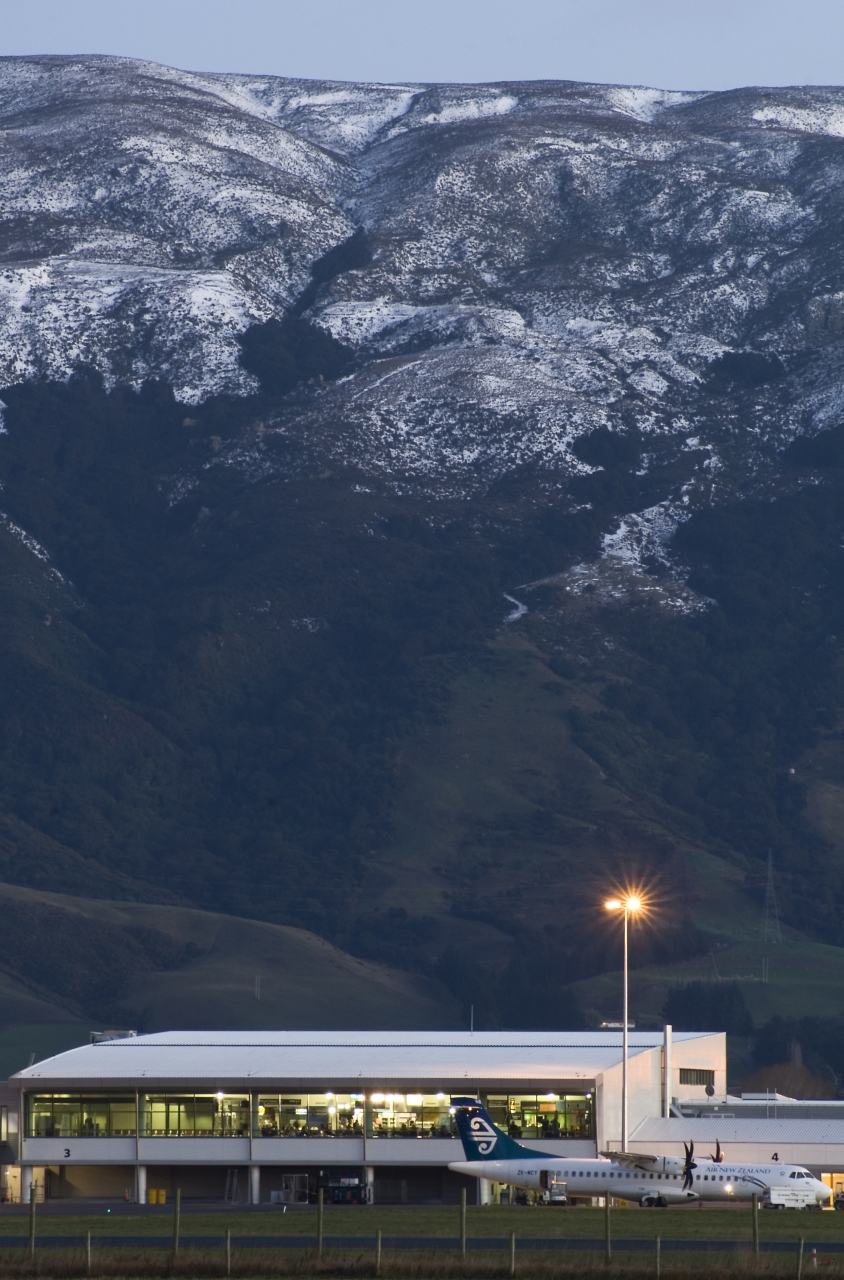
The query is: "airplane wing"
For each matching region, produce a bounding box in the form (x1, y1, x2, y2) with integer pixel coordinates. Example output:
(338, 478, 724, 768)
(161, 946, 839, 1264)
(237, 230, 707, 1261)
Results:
(599, 1150, 660, 1170)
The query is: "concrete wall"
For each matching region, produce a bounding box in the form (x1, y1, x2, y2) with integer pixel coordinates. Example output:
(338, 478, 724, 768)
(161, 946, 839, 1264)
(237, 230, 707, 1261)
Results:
(670, 1033, 727, 1103)
(45, 1165, 134, 1200)
(597, 1034, 727, 1151)
(23, 1137, 137, 1165)
(597, 1047, 662, 1150)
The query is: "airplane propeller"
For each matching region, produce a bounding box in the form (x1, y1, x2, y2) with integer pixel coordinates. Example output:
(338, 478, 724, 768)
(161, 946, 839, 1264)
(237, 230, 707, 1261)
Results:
(709, 1140, 724, 1164)
(682, 1141, 697, 1191)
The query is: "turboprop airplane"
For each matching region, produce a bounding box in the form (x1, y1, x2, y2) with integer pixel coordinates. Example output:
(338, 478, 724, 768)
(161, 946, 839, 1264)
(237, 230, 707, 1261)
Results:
(448, 1098, 830, 1208)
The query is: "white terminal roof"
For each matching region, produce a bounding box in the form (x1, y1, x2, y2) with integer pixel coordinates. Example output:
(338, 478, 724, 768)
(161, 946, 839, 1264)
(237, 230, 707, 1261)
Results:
(634, 1116, 844, 1146)
(11, 1030, 714, 1090)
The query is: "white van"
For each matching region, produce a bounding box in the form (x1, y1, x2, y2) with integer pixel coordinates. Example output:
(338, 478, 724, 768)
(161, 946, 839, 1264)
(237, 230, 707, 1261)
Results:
(763, 1184, 823, 1210)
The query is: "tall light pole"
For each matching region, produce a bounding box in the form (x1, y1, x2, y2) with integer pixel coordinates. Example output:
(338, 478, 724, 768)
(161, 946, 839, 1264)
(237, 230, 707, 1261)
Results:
(605, 895, 643, 1152)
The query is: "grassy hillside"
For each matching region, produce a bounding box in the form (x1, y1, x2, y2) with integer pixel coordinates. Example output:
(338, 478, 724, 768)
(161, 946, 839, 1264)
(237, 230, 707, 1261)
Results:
(372, 627, 844, 1030)
(0, 883, 459, 1066)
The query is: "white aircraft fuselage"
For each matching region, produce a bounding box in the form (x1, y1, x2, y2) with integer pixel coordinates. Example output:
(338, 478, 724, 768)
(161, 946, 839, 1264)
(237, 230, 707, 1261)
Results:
(447, 1154, 829, 1206)
(448, 1099, 830, 1207)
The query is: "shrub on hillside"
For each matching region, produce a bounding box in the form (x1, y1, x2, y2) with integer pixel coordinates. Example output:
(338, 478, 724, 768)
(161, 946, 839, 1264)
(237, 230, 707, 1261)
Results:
(737, 1063, 838, 1099)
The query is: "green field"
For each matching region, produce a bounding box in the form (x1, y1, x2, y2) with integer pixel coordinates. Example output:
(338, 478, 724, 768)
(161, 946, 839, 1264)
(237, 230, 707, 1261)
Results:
(0, 1206, 840, 1278)
(0, 1205, 841, 1241)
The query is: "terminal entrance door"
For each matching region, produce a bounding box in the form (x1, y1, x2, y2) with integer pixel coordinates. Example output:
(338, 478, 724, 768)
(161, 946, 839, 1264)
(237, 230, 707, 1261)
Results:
(821, 1173, 844, 1208)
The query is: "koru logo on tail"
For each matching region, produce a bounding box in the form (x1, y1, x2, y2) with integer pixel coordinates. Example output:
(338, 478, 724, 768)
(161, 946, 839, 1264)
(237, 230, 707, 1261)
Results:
(468, 1115, 498, 1155)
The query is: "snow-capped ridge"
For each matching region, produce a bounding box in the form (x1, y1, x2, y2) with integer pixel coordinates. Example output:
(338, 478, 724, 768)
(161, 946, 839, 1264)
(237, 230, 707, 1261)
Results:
(0, 57, 842, 538)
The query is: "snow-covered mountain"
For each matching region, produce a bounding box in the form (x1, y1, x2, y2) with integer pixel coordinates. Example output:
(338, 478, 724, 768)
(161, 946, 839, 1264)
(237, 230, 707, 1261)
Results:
(8, 59, 844, 1019)
(3, 56, 844, 553)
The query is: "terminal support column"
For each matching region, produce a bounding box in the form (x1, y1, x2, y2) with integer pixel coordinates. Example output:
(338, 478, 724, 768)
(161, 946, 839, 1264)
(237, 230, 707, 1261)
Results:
(478, 1178, 491, 1205)
(20, 1167, 32, 1206)
(137, 1166, 147, 1205)
(364, 1167, 375, 1204)
(250, 1165, 260, 1205)
(663, 1024, 672, 1118)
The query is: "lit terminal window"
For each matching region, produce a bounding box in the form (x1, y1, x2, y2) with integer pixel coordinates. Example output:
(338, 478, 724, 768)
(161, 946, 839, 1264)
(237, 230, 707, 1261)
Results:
(256, 1093, 458, 1138)
(255, 1095, 362, 1137)
(367, 1094, 455, 1138)
(138, 1094, 251, 1136)
(484, 1094, 594, 1140)
(26, 1095, 136, 1138)
(26, 1088, 592, 1140)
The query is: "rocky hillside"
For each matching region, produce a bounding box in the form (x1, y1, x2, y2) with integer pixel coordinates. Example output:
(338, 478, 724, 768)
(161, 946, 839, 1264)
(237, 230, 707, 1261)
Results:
(3, 57, 844, 1031)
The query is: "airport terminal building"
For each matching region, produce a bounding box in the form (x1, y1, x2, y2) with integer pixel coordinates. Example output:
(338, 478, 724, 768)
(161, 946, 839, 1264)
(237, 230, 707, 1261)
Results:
(0, 1029, 724, 1204)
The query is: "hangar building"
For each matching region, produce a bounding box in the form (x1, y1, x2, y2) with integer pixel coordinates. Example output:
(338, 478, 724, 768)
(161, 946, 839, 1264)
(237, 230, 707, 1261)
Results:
(0, 1029, 723, 1204)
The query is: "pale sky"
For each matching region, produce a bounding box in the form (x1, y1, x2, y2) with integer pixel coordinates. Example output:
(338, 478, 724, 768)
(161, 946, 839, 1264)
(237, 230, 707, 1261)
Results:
(3, 0, 843, 91)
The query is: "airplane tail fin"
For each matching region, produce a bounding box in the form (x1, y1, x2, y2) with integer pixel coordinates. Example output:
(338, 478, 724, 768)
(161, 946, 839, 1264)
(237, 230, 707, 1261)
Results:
(451, 1097, 541, 1162)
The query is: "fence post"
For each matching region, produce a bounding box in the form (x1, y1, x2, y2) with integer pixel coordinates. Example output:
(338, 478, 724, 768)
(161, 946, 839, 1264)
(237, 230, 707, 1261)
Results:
(604, 1194, 612, 1263)
(172, 1187, 181, 1260)
(509, 1230, 516, 1277)
(460, 1187, 467, 1260)
(317, 1186, 324, 1260)
(87, 1229, 92, 1276)
(376, 1228, 382, 1277)
(655, 1235, 660, 1279)
(28, 1182, 36, 1259)
(796, 1236, 804, 1279)
(752, 1192, 759, 1257)
(226, 1227, 231, 1277)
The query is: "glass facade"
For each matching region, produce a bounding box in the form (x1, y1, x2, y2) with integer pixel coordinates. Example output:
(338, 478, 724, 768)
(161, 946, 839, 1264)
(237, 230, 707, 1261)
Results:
(256, 1094, 365, 1136)
(369, 1092, 455, 1137)
(27, 1095, 136, 1138)
(140, 1094, 250, 1136)
(253, 1092, 458, 1137)
(485, 1093, 593, 1139)
(25, 1089, 593, 1140)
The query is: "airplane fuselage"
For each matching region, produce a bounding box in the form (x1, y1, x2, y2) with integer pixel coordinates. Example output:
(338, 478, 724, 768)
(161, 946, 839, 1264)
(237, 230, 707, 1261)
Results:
(447, 1156, 829, 1207)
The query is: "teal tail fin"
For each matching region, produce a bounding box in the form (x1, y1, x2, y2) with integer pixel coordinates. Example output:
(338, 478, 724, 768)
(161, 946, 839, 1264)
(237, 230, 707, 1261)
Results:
(451, 1098, 546, 1161)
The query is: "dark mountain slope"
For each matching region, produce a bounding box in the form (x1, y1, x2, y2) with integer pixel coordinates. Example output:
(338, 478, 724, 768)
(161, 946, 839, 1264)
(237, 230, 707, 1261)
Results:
(4, 62, 844, 1026)
(0, 376, 503, 928)
(2, 370, 844, 1029)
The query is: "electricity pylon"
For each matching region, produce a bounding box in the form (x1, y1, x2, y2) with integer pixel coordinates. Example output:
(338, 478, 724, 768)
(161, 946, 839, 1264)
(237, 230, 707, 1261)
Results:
(760, 850, 782, 947)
